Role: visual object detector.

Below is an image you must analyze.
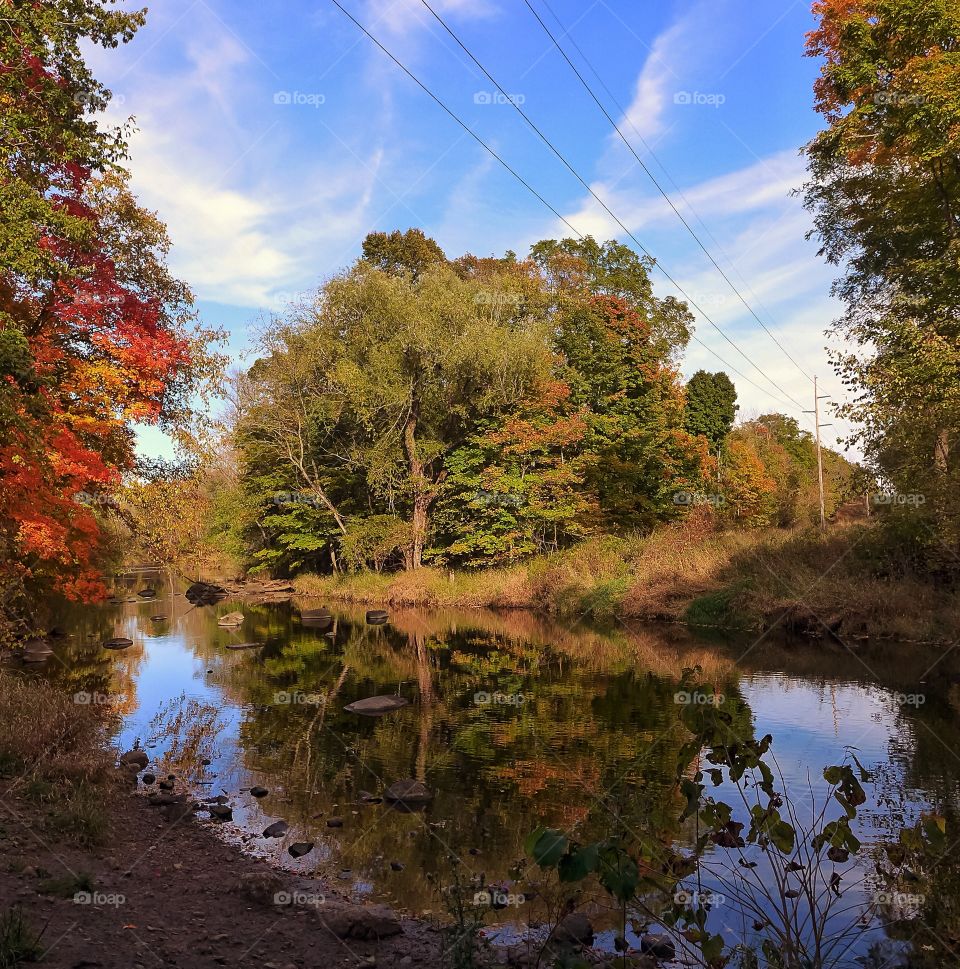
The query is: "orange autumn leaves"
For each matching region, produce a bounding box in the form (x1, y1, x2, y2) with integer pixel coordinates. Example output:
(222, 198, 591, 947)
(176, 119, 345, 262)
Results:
(1, 183, 192, 603)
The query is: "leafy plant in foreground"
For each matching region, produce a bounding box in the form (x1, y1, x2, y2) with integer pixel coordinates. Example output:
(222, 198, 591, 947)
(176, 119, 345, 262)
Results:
(525, 668, 951, 968)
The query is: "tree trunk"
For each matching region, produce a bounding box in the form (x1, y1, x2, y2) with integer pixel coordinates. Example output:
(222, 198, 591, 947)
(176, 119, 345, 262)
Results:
(402, 399, 432, 570)
(410, 494, 429, 570)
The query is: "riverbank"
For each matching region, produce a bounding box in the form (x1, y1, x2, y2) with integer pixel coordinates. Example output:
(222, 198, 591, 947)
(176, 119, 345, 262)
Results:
(0, 674, 443, 969)
(295, 518, 960, 646)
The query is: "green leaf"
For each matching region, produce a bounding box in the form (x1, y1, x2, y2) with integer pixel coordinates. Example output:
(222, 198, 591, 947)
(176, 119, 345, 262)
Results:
(527, 828, 568, 869)
(558, 843, 599, 883)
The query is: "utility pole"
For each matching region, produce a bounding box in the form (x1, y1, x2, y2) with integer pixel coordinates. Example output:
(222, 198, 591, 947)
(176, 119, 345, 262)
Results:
(804, 376, 832, 531)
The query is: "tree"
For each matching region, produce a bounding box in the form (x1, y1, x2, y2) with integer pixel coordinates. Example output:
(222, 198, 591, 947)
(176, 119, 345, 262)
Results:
(721, 439, 778, 527)
(530, 237, 692, 360)
(361, 228, 447, 279)
(550, 285, 705, 532)
(239, 253, 556, 570)
(684, 370, 738, 450)
(0, 1, 219, 618)
(433, 380, 595, 564)
(804, 0, 960, 546)
(725, 415, 857, 527)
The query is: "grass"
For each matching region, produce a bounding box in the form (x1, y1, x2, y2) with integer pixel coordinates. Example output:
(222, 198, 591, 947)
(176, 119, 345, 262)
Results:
(295, 514, 960, 642)
(0, 674, 118, 846)
(36, 872, 94, 899)
(0, 907, 43, 968)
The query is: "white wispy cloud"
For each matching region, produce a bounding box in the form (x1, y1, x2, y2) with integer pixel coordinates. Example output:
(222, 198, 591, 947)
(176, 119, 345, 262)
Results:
(95, 4, 391, 310)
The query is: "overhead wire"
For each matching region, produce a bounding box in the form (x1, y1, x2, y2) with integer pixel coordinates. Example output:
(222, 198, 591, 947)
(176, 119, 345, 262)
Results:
(522, 0, 819, 388)
(329, 0, 810, 416)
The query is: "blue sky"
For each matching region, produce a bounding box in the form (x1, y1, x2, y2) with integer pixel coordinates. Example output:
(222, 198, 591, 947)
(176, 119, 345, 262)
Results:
(87, 0, 857, 455)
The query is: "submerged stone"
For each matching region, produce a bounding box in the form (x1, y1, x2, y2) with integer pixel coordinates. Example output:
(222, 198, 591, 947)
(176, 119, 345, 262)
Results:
(344, 695, 408, 716)
(383, 779, 432, 806)
(103, 637, 133, 650)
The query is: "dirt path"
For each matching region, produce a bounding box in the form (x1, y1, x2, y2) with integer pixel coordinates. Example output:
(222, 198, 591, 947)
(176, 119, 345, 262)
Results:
(0, 776, 446, 969)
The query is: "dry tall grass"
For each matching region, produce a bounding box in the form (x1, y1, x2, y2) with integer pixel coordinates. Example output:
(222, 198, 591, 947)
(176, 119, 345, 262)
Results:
(0, 673, 119, 844)
(295, 516, 960, 641)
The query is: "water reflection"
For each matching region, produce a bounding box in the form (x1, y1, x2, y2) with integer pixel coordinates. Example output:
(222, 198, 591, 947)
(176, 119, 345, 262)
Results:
(16, 575, 960, 962)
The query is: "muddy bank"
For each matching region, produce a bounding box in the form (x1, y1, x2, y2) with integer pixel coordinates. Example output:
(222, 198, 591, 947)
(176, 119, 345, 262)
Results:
(0, 775, 444, 969)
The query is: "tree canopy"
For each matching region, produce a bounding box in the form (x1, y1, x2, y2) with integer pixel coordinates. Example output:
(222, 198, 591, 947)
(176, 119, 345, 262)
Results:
(804, 0, 960, 548)
(0, 0, 221, 628)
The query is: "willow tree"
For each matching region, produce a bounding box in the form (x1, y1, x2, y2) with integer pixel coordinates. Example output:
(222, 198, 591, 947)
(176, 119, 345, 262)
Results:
(241, 259, 555, 570)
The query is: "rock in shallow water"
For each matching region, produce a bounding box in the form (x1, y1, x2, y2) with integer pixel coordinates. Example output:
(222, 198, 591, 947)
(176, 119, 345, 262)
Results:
(288, 842, 314, 858)
(344, 695, 408, 716)
(554, 912, 593, 946)
(263, 820, 289, 838)
(21, 639, 53, 663)
(383, 779, 433, 806)
(639, 934, 676, 960)
(120, 749, 149, 769)
(103, 637, 133, 650)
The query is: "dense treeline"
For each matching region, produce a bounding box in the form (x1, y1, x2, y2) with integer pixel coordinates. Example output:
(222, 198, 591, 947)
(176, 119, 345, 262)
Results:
(5, 0, 958, 625)
(191, 230, 856, 578)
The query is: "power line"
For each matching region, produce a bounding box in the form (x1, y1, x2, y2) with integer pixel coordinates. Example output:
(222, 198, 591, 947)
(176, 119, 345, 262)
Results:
(327, 0, 583, 242)
(414, 0, 808, 414)
(523, 0, 819, 390)
(537, 0, 821, 385)
(328, 0, 807, 416)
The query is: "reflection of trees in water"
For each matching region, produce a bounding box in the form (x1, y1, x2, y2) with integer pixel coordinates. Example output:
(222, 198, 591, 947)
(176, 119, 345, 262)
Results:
(199, 605, 748, 916)
(144, 693, 223, 777)
(866, 691, 960, 961)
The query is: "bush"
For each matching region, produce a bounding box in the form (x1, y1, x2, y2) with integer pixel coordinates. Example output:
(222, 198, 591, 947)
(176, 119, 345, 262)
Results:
(0, 906, 43, 968)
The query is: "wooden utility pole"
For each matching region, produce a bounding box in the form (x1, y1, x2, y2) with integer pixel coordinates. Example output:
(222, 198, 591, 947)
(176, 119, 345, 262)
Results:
(804, 376, 832, 531)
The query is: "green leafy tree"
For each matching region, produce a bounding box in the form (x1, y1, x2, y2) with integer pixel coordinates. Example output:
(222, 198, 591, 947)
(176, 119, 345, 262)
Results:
(554, 293, 705, 531)
(360, 227, 447, 279)
(239, 254, 555, 569)
(804, 0, 960, 547)
(684, 370, 738, 450)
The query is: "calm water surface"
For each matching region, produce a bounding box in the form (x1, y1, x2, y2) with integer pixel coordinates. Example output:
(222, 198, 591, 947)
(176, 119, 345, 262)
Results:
(21, 572, 960, 965)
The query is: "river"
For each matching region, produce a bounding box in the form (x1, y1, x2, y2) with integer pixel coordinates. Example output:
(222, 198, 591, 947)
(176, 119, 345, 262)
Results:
(19, 570, 960, 966)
